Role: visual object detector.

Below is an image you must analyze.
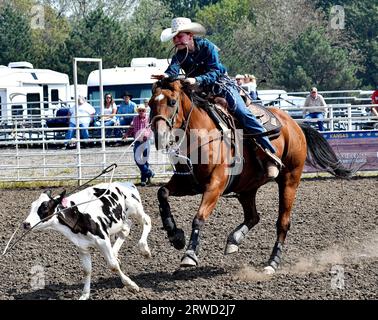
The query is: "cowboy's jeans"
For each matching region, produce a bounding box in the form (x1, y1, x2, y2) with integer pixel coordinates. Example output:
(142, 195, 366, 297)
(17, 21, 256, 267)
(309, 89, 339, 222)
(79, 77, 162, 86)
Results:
(133, 140, 153, 182)
(220, 83, 276, 153)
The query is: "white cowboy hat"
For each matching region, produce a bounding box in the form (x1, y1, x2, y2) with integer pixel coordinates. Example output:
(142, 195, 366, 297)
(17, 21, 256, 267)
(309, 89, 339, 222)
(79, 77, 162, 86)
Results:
(135, 104, 147, 112)
(160, 17, 206, 42)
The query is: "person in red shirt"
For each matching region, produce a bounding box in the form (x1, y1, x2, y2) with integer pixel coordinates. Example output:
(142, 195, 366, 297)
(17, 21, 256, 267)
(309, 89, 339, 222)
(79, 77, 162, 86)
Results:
(371, 86, 378, 117)
(123, 104, 154, 186)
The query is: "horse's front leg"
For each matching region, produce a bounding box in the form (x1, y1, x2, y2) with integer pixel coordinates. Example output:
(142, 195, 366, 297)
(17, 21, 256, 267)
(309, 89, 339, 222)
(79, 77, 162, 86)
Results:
(181, 185, 223, 267)
(158, 178, 185, 250)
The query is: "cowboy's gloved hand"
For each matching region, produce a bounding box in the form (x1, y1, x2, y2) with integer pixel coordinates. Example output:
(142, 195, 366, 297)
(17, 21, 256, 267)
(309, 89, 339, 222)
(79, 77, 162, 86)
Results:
(143, 136, 148, 142)
(184, 77, 196, 85)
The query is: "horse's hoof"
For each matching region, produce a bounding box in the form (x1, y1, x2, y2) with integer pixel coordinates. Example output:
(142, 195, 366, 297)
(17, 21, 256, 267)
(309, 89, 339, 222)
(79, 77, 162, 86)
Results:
(224, 243, 239, 255)
(180, 250, 198, 267)
(180, 256, 197, 267)
(263, 266, 276, 275)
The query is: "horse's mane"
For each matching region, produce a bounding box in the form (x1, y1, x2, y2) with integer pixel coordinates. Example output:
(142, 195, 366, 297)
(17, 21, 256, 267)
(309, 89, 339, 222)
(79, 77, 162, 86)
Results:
(154, 78, 210, 109)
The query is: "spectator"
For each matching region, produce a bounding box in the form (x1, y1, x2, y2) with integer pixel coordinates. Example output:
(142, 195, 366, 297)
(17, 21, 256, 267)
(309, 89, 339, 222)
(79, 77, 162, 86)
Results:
(235, 74, 249, 103)
(143, 98, 151, 113)
(243, 74, 258, 101)
(63, 96, 96, 149)
(371, 85, 378, 117)
(96, 93, 117, 139)
(235, 74, 244, 86)
(123, 104, 154, 186)
(303, 87, 327, 131)
(116, 91, 137, 138)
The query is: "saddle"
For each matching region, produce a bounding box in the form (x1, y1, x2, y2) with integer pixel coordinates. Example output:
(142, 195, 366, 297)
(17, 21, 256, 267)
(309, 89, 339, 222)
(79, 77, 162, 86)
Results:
(204, 96, 282, 141)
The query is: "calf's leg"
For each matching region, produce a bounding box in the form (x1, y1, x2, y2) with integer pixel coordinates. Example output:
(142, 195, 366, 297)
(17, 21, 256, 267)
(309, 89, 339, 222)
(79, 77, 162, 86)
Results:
(112, 219, 132, 259)
(78, 249, 92, 300)
(98, 240, 139, 292)
(135, 206, 152, 258)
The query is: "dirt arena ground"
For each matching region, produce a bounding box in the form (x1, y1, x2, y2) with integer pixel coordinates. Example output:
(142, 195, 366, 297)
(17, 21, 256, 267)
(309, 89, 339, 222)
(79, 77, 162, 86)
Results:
(0, 177, 377, 300)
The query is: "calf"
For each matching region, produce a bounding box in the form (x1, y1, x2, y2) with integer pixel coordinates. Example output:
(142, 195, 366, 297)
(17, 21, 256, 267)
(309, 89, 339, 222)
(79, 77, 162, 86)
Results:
(23, 181, 152, 300)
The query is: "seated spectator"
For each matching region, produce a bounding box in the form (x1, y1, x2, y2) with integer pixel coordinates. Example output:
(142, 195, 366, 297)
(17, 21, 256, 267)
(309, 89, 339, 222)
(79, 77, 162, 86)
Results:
(242, 74, 258, 101)
(96, 93, 117, 138)
(63, 96, 96, 149)
(303, 87, 327, 131)
(143, 98, 151, 113)
(235, 74, 245, 86)
(115, 91, 137, 138)
(123, 104, 154, 186)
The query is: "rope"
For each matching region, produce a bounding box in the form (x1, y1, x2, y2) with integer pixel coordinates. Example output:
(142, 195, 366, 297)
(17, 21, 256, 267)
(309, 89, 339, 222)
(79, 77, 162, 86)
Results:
(2, 127, 151, 256)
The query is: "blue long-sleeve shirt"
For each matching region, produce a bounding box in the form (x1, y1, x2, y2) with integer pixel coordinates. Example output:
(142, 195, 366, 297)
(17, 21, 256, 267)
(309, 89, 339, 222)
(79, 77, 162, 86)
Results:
(165, 37, 227, 88)
(117, 101, 137, 123)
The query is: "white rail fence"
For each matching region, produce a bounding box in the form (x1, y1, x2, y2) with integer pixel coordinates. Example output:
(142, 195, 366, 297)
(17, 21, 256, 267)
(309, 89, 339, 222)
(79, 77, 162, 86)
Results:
(0, 90, 377, 184)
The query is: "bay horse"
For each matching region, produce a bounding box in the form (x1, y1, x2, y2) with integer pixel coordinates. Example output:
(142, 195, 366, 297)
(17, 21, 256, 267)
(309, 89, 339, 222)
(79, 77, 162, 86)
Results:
(149, 77, 351, 274)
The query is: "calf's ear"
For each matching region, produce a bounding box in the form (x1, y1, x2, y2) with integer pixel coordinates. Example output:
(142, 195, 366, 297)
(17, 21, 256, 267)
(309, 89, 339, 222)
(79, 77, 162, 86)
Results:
(44, 190, 53, 199)
(56, 189, 67, 204)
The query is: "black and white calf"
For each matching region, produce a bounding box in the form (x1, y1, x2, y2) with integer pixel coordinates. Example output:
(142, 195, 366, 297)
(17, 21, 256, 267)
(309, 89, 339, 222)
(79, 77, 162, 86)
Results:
(23, 182, 152, 300)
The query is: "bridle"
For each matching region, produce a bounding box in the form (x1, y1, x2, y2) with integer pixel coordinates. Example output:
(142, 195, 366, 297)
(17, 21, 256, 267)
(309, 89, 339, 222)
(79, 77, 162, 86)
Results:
(151, 98, 180, 130)
(150, 82, 194, 136)
(150, 82, 198, 178)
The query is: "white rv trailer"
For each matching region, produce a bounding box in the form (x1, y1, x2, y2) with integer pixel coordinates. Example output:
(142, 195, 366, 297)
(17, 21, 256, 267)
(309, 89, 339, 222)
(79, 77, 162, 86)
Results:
(87, 57, 169, 111)
(0, 61, 70, 130)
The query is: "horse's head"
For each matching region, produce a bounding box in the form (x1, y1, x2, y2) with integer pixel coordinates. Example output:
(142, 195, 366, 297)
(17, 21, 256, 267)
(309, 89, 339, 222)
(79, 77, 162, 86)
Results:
(149, 77, 188, 150)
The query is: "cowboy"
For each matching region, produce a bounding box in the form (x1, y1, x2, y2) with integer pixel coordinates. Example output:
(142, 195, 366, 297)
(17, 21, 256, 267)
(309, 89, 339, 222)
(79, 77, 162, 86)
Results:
(154, 17, 282, 178)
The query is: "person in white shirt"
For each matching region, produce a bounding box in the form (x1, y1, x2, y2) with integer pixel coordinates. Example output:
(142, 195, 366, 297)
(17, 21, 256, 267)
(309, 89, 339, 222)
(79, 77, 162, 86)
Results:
(63, 96, 96, 149)
(242, 74, 257, 101)
(303, 87, 327, 131)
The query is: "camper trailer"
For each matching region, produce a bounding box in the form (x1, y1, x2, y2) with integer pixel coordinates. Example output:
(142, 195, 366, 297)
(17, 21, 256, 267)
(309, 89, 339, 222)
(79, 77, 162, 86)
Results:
(87, 57, 169, 111)
(0, 62, 70, 136)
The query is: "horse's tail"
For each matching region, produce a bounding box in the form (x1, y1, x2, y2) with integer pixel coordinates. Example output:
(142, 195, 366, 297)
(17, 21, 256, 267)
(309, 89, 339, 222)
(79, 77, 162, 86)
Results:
(299, 123, 352, 178)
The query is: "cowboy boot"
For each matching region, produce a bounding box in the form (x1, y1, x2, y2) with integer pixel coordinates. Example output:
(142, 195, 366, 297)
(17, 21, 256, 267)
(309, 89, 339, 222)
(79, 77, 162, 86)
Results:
(264, 149, 283, 179)
(255, 144, 283, 179)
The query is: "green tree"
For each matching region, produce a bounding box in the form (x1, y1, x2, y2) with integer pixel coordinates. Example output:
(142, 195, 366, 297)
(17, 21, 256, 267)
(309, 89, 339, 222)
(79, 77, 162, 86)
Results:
(316, 0, 378, 86)
(273, 27, 360, 91)
(345, 2, 378, 86)
(124, 0, 172, 60)
(0, 4, 33, 65)
(196, 0, 322, 80)
(196, 0, 254, 36)
(39, 0, 138, 20)
(64, 7, 128, 82)
(195, 0, 255, 77)
(31, 5, 71, 72)
(161, 0, 220, 19)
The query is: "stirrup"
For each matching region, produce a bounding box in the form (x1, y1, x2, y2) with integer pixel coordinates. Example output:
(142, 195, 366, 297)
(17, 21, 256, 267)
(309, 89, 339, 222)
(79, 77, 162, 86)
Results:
(265, 149, 283, 170)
